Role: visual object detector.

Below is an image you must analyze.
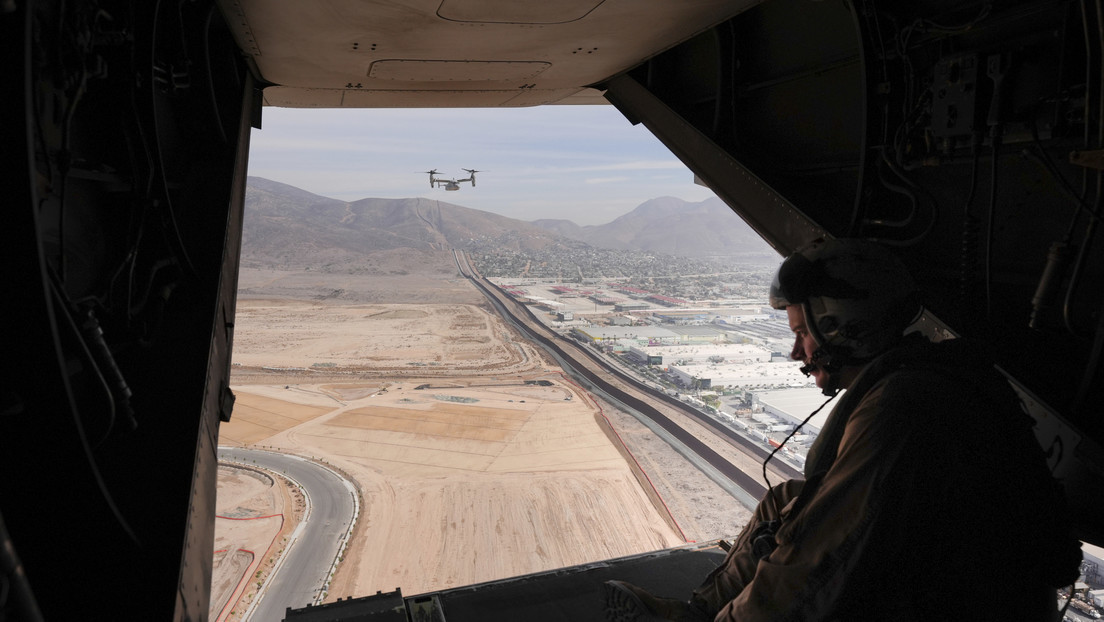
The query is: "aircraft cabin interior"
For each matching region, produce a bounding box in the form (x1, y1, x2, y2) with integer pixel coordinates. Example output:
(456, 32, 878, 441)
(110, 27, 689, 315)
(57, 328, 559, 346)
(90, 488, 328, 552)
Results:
(3, 0, 1103, 619)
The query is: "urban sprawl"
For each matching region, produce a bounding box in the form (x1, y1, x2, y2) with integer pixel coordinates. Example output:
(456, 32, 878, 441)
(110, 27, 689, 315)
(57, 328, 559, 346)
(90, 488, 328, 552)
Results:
(483, 259, 828, 471)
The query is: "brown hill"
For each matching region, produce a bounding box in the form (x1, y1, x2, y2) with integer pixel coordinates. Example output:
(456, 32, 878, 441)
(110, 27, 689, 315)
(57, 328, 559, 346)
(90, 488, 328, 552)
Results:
(242, 178, 774, 276)
(533, 196, 774, 259)
(242, 177, 568, 272)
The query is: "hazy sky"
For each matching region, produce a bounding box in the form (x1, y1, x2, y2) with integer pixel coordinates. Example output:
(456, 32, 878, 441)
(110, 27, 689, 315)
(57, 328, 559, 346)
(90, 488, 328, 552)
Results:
(247, 105, 718, 226)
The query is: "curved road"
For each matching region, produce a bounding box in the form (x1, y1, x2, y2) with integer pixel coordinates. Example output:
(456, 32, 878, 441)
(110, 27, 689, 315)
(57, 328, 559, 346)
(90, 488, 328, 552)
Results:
(218, 447, 357, 621)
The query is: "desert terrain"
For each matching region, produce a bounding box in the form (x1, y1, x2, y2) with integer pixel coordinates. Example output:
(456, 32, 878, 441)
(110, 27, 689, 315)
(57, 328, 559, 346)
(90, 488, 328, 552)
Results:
(211, 268, 751, 619)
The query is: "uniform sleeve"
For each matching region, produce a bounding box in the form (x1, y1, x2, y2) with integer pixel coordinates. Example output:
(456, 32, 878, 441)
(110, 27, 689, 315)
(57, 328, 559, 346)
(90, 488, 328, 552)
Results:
(715, 376, 920, 622)
(691, 479, 806, 612)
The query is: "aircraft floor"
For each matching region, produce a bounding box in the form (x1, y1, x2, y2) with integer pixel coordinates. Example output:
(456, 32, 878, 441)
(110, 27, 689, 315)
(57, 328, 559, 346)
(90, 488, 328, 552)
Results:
(283, 542, 729, 621)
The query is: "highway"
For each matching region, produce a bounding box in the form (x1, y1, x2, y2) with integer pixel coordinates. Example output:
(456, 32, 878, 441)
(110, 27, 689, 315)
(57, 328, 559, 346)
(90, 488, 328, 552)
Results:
(452, 250, 801, 503)
(218, 447, 358, 621)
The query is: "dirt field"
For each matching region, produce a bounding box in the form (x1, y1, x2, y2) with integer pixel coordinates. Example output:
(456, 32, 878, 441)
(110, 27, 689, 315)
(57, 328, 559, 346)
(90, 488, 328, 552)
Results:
(213, 296, 750, 617)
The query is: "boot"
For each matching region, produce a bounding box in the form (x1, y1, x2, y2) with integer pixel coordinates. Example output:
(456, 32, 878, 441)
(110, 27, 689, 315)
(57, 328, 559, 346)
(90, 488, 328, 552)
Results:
(603, 580, 711, 622)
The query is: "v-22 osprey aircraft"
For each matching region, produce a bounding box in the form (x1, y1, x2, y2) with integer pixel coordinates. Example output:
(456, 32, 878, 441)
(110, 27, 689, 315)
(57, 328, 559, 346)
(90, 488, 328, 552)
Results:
(423, 168, 481, 191)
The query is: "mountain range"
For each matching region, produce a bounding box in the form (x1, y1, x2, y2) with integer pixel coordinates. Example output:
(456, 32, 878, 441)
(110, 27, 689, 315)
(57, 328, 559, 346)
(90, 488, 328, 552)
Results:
(241, 176, 774, 271)
(531, 196, 772, 257)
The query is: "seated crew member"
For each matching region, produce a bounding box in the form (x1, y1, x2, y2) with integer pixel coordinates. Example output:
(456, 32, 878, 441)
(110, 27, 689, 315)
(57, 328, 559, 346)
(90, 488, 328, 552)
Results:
(604, 237, 1081, 622)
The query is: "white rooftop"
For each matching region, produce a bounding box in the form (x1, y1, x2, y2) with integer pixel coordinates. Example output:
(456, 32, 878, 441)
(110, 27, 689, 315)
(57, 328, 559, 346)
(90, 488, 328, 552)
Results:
(1084, 541, 1104, 564)
(575, 326, 679, 340)
(753, 387, 842, 434)
(648, 343, 769, 362)
(671, 360, 811, 388)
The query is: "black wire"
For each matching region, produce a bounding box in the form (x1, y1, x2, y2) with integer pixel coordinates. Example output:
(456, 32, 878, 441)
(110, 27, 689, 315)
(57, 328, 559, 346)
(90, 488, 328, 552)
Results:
(57, 37, 90, 284)
(919, 2, 992, 34)
(871, 153, 919, 229)
(984, 134, 999, 318)
(201, 4, 228, 145)
(761, 393, 838, 517)
(1080, 0, 1094, 201)
(1025, 97, 1085, 220)
(44, 266, 118, 446)
(44, 272, 140, 545)
(959, 137, 982, 317)
(148, 0, 200, 282)
(963, 135, 982, 216)
(1061, 0, 1104, 335)
(1020, 146, 1101, 230)
(866, 149, 939, 247)
(1062, 174, 1102, 336)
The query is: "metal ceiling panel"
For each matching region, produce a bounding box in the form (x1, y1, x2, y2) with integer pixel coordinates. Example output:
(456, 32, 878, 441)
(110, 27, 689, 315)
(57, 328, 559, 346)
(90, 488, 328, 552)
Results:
(436, 0, 605, 24)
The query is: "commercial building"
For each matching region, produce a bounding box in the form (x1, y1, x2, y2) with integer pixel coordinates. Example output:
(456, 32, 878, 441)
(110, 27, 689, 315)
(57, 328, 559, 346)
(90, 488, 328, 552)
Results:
(627, 346, 663, 366)
(1084, 542, 1104, 586)
(665, 325, 728, 344)
(653, 311, 710, 324)
(667, 360, 808, 390)
(751, 387, 836, 435)
(611, 284, 651, 298)
(531, 298, 566, 311)
(588, 294, 621, 306)
(647, 294, 688, 307)
(668, 365, 712, 389)
(571, 326, 679, 345)
(652, 343, 772, 365)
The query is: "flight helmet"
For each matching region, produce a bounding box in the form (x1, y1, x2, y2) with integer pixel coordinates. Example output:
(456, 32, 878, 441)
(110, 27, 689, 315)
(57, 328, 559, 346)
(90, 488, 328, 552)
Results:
(770, 237, 923, 365)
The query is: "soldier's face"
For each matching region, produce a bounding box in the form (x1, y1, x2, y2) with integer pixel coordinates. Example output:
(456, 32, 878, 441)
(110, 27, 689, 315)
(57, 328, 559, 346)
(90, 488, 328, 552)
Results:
(787, 305, 826, 388)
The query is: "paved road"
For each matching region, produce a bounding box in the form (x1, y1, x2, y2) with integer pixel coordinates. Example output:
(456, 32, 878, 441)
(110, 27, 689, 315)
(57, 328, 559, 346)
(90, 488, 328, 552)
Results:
(524, 323, 761, 510)
(454, 250, 797, 501)
(218, 447, 357, 621)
